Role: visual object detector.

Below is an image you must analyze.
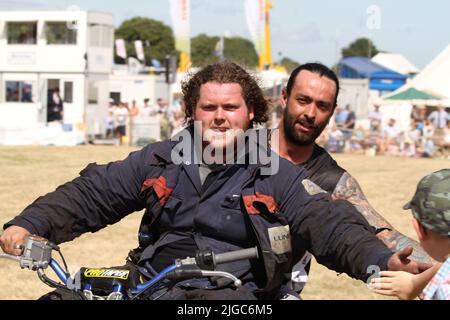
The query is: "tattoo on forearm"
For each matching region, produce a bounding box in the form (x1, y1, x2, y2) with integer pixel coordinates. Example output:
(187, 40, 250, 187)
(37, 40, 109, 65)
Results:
(378, 230, 434, 264)
(332, 172, 393, 229)
(331, 172, 433, 264)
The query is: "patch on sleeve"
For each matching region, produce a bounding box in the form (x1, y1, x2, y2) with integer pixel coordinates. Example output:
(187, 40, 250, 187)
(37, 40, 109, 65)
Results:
(301, 179, 327, 196)
(268, 225, 292, 254)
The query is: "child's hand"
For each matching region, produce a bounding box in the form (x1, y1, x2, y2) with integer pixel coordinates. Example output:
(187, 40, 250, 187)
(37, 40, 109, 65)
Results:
(369, 271, 420, 300)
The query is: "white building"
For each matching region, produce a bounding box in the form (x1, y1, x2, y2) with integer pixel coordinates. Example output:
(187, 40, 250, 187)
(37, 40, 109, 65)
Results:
(0, 10, 113, 144)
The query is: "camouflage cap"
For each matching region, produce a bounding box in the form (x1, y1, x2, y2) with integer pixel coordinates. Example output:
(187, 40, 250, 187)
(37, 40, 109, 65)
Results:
(403, 169, 450, 237)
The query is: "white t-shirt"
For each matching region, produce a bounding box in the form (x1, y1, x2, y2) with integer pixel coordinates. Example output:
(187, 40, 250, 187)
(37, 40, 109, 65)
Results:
(383, 125, 401, 139)
(114, 108, 128, 126)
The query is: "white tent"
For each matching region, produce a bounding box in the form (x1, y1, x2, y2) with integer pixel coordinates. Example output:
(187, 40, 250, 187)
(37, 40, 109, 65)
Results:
(372, 52, 419, 75)
(380, 44, 450, 106)
(404, 44, 450, 101)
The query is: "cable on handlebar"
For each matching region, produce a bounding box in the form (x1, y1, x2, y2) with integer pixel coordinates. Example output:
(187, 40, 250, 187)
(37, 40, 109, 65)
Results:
(37, 269, 87, 300)
(54, 246, 68, 274)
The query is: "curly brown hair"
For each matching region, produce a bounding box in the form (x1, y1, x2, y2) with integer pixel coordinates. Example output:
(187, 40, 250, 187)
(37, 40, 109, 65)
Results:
(182, 61, 269, 126)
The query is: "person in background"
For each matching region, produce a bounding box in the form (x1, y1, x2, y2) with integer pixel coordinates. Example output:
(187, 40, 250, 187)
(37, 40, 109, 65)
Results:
(334, 106, 348, 130)
(382, 118, 402, 156)
(129, 100, 140, 117)
(47, 88, 63, 123)
(369, 104, 384, 132)
(113, 102, 128, 145)
(155, 98, 171, 140)
(370, 169, 450, 300)
(325, 125, 344, 153)
(342, 104, 356, 141)
(104, 110, 115, 139)
(428, 106, 450, 136)
(142, 98, 156, 117)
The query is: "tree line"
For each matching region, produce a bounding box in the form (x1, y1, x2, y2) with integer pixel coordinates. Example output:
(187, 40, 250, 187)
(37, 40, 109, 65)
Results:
(114, 17, 379, 70)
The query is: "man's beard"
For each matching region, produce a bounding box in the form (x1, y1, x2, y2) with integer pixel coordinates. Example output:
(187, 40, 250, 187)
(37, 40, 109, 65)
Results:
(283, 107, 328, 146)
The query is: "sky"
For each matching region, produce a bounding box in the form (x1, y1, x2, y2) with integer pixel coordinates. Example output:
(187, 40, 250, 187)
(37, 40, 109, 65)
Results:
(1, 0, 450, 69)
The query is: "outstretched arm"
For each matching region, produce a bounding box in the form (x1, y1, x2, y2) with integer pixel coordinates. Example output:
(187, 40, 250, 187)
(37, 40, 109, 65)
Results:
(369, 264, 441, 300)
(332, 172, 434, 265)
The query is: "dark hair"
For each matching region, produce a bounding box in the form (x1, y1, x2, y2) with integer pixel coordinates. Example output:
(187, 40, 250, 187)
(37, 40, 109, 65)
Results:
(182, 61, 269, 126)
(286, 62, 340, 107)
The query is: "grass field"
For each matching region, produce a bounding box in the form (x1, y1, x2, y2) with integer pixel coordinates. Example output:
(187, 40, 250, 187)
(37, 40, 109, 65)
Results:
(0, 145, 448, 300)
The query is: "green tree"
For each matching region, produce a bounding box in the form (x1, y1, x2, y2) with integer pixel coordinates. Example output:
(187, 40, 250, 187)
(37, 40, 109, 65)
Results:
(191, 34, 258, 68)
(191, 34, 220, 66)
(223, 37, 258, 68)
(114, 17, 177, 65)
(341, 37, 379, 58)
(279, 57, 300, 73)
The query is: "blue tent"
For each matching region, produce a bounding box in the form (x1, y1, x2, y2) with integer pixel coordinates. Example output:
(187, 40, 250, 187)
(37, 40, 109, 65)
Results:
(339, 57, 407, 92)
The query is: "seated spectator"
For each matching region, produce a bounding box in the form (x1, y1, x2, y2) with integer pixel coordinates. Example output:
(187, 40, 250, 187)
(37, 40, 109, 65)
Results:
(334, 106, 348, 129)
(400, 139, 416, 157)
(383, 118, 402, 156)
(341, 104, 356, 141)
(345, 126, 366, 154)
(422, 139, 435, 158)
(365, 130, 383, 155)
(437, 121, 450, 158)
(369, 104, 383, 132)
(403, 121, 421, 155)
(326, 125, 345, 153)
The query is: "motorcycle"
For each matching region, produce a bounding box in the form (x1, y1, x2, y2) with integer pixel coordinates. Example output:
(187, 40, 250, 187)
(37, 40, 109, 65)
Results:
(0, 235, 259, 300)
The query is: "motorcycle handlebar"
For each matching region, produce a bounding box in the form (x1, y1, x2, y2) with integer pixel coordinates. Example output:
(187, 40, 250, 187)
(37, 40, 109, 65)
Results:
(214, 247, 259, 265)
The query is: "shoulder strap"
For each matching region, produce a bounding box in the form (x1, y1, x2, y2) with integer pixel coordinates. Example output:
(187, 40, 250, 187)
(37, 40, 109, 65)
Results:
(127, 141, 182, 263)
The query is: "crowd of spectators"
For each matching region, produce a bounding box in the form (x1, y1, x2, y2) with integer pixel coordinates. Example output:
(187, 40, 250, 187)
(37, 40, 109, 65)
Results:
(317, 104, 450, 159)
(105, 95, 184, 145)
(106, 94, 450, 159)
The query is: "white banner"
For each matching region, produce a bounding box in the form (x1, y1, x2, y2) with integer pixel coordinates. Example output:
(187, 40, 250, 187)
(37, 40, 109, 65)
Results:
(169, 0, 190, 54)
(134, 40, 145, 62)
(245, 0, 265, 55)
(214, 36, 224, 58)
(115, 39, 127, 59)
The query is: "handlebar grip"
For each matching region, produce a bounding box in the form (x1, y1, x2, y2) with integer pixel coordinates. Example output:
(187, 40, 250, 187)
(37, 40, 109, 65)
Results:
(214, 247, 259, 265)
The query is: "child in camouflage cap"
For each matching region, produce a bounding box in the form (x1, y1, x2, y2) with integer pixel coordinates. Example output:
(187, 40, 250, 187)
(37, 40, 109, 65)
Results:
(370, 169, 450, 300)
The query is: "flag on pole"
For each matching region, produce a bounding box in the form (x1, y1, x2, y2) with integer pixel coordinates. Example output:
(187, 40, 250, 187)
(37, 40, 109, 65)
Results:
(115, 39, 127, 59)
(213, 36, 224, 60)
(134, 40, 145, 62)
(169, 0, 190, 71)
(245, 0, 265, 55)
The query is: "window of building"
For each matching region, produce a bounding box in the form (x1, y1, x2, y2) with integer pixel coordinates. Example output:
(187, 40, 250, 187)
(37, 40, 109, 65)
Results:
(64, 81, 73, 103)
(45, 22, 77, 45)
(88, 81, 98, 104)
(101, 26, 113, 48)
(5, 81, 33, 102)
(89, 24, 113, 48)
(89, 24, 101, 47)
(7, 22, 37, 44)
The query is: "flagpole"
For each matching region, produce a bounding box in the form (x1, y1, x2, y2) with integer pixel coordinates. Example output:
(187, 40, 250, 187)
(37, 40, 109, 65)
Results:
(259, 0, 272, 70)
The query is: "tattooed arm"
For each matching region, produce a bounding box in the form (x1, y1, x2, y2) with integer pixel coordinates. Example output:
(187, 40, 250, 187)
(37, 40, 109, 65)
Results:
(332, 172, 434, 265)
